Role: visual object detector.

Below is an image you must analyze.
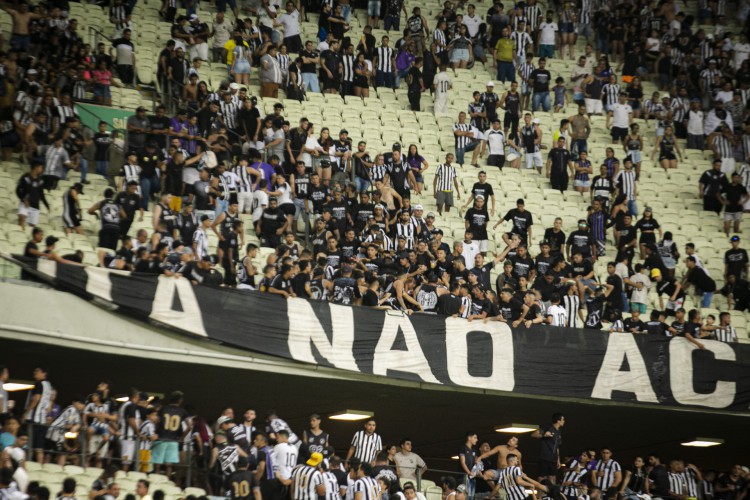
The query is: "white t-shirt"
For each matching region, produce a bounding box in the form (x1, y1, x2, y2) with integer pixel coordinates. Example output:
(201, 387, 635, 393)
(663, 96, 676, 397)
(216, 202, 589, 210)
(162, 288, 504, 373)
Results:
(252, 189, 269, 222)
(538, 22, 558, 45)
(610, 103, 632, 128)
(433, 72, 451, 98)
(734, 42, 750, 69)
(258, 4, 277, 29)
(461, 240, 480, 262)
(629, 272, 651, 304)
(546, 304, 567, 326)
(278, 9, 300, 37)
(463, 14, 481, 37)
(272, 442, 299, 480)
(484, 128, 506, 156)
(213, 20, 233, 48)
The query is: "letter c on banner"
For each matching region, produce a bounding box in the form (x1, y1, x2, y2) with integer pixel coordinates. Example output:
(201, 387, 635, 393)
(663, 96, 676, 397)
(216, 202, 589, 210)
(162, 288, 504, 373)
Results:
(670, 338, 736, 408)
(444, 318, 515, 391)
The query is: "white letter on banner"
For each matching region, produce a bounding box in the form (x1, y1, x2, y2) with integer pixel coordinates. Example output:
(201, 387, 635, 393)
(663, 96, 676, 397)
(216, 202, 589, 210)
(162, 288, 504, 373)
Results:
(149, 276, 208, 337)
(287, 298, 358, 370)
(670, 338, 735, 408)
(591, 334, 658, 402)
(85, 267, 112, 302)
(373, 313, 440, 383)
(445, 318, 515, 390)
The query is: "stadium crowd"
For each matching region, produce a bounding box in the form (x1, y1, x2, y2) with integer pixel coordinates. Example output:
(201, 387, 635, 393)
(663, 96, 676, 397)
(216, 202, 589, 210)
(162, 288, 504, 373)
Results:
(0, 368, 748, 500)
(8, 0, 750, 338)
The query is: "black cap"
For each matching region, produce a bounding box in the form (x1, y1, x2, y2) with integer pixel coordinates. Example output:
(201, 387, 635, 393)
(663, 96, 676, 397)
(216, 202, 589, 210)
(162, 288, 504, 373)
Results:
(200, 214, 210, 222)
(73, 182, 84, 194)
(392, 142, 402, 150)
(136, 106, 147, 112)
(45, 236, 59, 246)
(128, 150, 138, 156)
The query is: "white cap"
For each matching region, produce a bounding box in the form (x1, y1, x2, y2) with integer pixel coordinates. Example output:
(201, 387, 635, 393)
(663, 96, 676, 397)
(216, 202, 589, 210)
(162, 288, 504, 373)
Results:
(532, 118, 540, 124)
(414, 204, 424, 210)
(229, 82, 240, 90)
(486, 81, 495, 87)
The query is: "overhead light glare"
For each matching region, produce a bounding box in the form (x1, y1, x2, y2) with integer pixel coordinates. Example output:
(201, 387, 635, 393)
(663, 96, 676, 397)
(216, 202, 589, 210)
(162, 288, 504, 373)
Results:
(681, 438, 724, 448)
(3, 382, 35, 392)
(494, 424, 539, 433)
(328, 410, 374, 421)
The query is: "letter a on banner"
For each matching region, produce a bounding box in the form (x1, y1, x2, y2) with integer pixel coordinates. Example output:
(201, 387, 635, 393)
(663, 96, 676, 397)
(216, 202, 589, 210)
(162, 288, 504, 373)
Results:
(444, 318, 515, 390)
(670, 338, 736, 409)
(150, 276, 209, 337)
(287, 299, 358, 370)
(592, 334, 658, 403)
(373, 313, 440, 383)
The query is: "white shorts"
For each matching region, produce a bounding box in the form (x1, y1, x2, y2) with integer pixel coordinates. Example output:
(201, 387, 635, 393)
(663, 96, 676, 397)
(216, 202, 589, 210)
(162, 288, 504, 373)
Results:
(585, 98, 603, 114)
(434, 95, 450, 114)
(724, 211, 742, 222)
(665, 296, 685, 312)
(189, 42, 209, 61)
(524, 151, 543, 168)
(721, 157, 736, 176)
(574, 179, 591, 188)
(743, 198, 750, 211)
(237, 191, 254, 215)
(121, 439, 136, 465)
(477, 239, 489, 252)
(18, 203, 39, 225)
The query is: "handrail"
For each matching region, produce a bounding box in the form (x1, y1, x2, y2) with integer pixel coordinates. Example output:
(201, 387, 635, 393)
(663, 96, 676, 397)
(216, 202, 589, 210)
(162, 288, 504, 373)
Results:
(88, 25, 114, 44)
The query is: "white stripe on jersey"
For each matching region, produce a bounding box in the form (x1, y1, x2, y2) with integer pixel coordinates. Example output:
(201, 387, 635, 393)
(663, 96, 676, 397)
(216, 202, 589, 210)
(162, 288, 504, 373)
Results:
(291, 464, 323, 500)
(546, 304, 568, 327)
(350, 431, 382, 464)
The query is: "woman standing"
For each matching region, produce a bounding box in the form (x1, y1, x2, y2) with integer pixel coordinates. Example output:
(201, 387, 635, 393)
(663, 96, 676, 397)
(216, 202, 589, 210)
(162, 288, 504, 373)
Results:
(651, 125, 682, 170)
(230, 35, 252, 86)
(447, 24, 473, 69)
(405, 144, 429, 194)
(353, 52, 371, 98)
(624, 123, 643, 179)
(634, 207, 662, 259)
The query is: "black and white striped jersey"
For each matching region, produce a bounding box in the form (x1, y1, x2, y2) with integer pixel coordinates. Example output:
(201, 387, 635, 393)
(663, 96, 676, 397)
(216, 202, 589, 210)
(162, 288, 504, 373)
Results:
(26, 380, 53, 425)
(563, 294, 580, 328)
(434, 163, 457, 191)
(595, 459, 622, 490)
(353, 476, 379, 500)
(502, 466, 529, 500)
(350, 431, 382, 463)
(376, 46, 394, 72)
(291, 464, 323, 500)
(561, 459, 587, 497)
(713, 325, 737, 343)
(342, 54, 355, 82)
(453, 122, 473, 149)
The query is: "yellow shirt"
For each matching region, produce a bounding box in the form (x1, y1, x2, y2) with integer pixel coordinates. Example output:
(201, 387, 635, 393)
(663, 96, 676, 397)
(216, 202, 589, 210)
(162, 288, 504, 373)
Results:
(223, 40, 250, 65)
(494, 38, 514, 63)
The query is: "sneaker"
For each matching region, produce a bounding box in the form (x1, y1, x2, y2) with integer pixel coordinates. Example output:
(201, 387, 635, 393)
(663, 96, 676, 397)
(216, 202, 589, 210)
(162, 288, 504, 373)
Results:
(81, 180, 91, 184)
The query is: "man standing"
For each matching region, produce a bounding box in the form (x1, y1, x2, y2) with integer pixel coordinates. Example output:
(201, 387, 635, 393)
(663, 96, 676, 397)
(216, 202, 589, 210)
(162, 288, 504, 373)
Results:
(375, 36, 397, 89)
(458, 432, 478, 499)
(453, 111, 481, 167)
(699, 159, 728, 215)
(291, 452, 325, 500)
(529, 57, 552, 112)
(591, 448, 623, 498)
(433, 154, 460, 215)
(393, 438, 427, 480)
(16, 161, 48, 230)
(483, 119, 506, 170)
(24, 367, 52, 463)
(531, 413, 565, 484)
(260, 45, 283, 98)
(546, 137, 572, 192)
(607, 93, 633, 145)
(273, 430, 298, 490)
(153, 391, 189, 477)
(228, 456, 261, 500)
(433, 64, 452, 115)
(406, 57, 425, 111)
(569, 105, 591, 159)
(346, 419, 382, 465)
(720, 173, 749, 235)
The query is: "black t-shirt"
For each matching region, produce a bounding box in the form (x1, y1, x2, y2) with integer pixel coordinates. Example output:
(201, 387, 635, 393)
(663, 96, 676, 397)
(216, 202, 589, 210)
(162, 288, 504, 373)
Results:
(437, 293, 462, 316)
(530, 68, 552, 93)
(458, 444, 476, 473)
(623, 317, 646, 333)
(465, 207, 490, 240)
(646, 320, 670, 336)
(470, 182, 495, 200)
(649, 465, 670, 497)
(626, 466, 647, 493)
(725, 248, 749, 279)
(362, 288, 380, 306)
(571, 259, 593, 278)
(510, 254, 534, 279)
(723, 184, 748, 212)
(270, 274, 292, 292)
(544, 228, 566, 256)
(687, 266, 716, 292)
(116, 191, 141, 220)
(538, 424, 561, 462)
(94, 132, 112, 162)
(503, 208, 533, 236)
(158, 404, 189, 441)
(407, 66, 422, 92)
(567, 230, 593, 256)
(499, 297, 524, 321)
(148, 115, 171, 148)
(227, 470, 258, 500)
(584, 296, 604, 329)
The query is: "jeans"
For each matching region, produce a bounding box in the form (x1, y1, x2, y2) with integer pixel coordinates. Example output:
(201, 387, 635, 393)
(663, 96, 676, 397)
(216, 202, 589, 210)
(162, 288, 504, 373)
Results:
(701, 291, 714, 308)
(465, 477, 476, 500)
(532, 92, 551, 112)
(215, 198, 229, 218)
(302, 72, 320, 93)
(621, 292, 629, 313)
(355, 177, 371, 192)
(627, 199, 638, 217)
(496, 61, 516, 83)
(341, 4, 351, 21)
(456, 141, 479, 165)
(572, 139, 588, 160)
(384, 14, 400, 31)
(376, 70, 395, 89)
(10, 34, 30, 51)
(140, 174, 160, 210)
(396, 68, 409, 87)
(96, 160, 108, 177)
(64, 158, 88, 182)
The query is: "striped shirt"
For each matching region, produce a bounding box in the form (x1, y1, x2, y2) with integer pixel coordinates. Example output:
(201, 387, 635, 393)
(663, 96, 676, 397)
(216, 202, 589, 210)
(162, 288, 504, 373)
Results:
(503, 466, 528, 500)
(616, 170, 637, 201)
(220, 100, 240, 130)
(519, 62, 535, 83)
(563, 294, 580, 328)
(435, 163, 457, 191)
(342, 54, 355, 82)
(193, 227, 209, 260)
(395, 222, 416, 249)
(668, 472, 687, 497)
(561, 459, 587, 496)
(139, 420, 156, 450)
(524, 4, 542, 31)
(353, 476, 379, 500)
(121, 163, 141, 184)
(433, 29, 447, 53)
(595, 459, 622, 490)
(682, 468, 699, 498)
(579, 0, 591, 24)
(460, 296, 472, 318)
(350, 430, 383, 463)
(714, 135, 733, 159)
(453, 122, 473, 149)
(291, 464, 323, 500)
(370, 163, 388, 183)
(713, 325, 737, 343)
(26, 379, 53, 424)
(510, 31, 533, 57)
(48, 404, 81, 435)
(671, 97, 689, 123)
(118, 400, 141, 440)
(322, 471, 342, 500)
(602, 83, 620, 107)
(234, 164, 255, 193)
(376, 46, 394, 72)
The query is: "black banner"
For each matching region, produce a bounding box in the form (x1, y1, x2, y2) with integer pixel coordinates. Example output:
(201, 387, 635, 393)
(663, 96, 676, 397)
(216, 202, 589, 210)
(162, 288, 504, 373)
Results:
(8, 255, 750, 412)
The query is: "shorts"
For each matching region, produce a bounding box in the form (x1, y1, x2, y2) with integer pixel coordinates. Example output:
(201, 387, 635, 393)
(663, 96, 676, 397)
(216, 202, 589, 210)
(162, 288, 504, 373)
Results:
(611, 127, 628, 141)
(151, 440, 180, 465)
(724, 211, 742, 222)
(121, 439, 136, 465)
(280, 203, 295, 216)
(436, 190, 454, 207)
(560, 22, 574, 33)
(169, 196, 183, 212)
(323, 77, 339, 91)
(487, 154, 505, 168)
(630, 302, 647, 314)
(234, 58, 251, 74)
(626, 150, 641, 163)
(658, 152, 676, 162)
(521, 82, 532, 95)
(485, 469, 502, 481)
(574, 180, 591, 188)
(31, 424, 47, 450)
(451, 48, 470, 63)
(93, 84, 111, 98)
(139, 449, 153, 473)
(585, 98, 603, 114)
(368, 0, 381, 16)
(62, 210, 82, 229)
(18, 203, 39, 225)
(538, 459, 558, 476)
(665, 296, 684, 313)
(99, 225, 121, 250)
(44, 437, 64, 452)
(524, 151, 543, 168)
(477, 239, 489, 252)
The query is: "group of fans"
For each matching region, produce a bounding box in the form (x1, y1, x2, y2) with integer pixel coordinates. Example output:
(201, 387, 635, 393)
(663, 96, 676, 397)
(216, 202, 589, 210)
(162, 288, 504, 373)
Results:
(1, 372, 748, 500)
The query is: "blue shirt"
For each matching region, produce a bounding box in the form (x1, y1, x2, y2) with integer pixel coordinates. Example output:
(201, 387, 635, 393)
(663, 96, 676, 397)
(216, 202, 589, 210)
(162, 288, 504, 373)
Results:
(0, 432, 15, 451)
